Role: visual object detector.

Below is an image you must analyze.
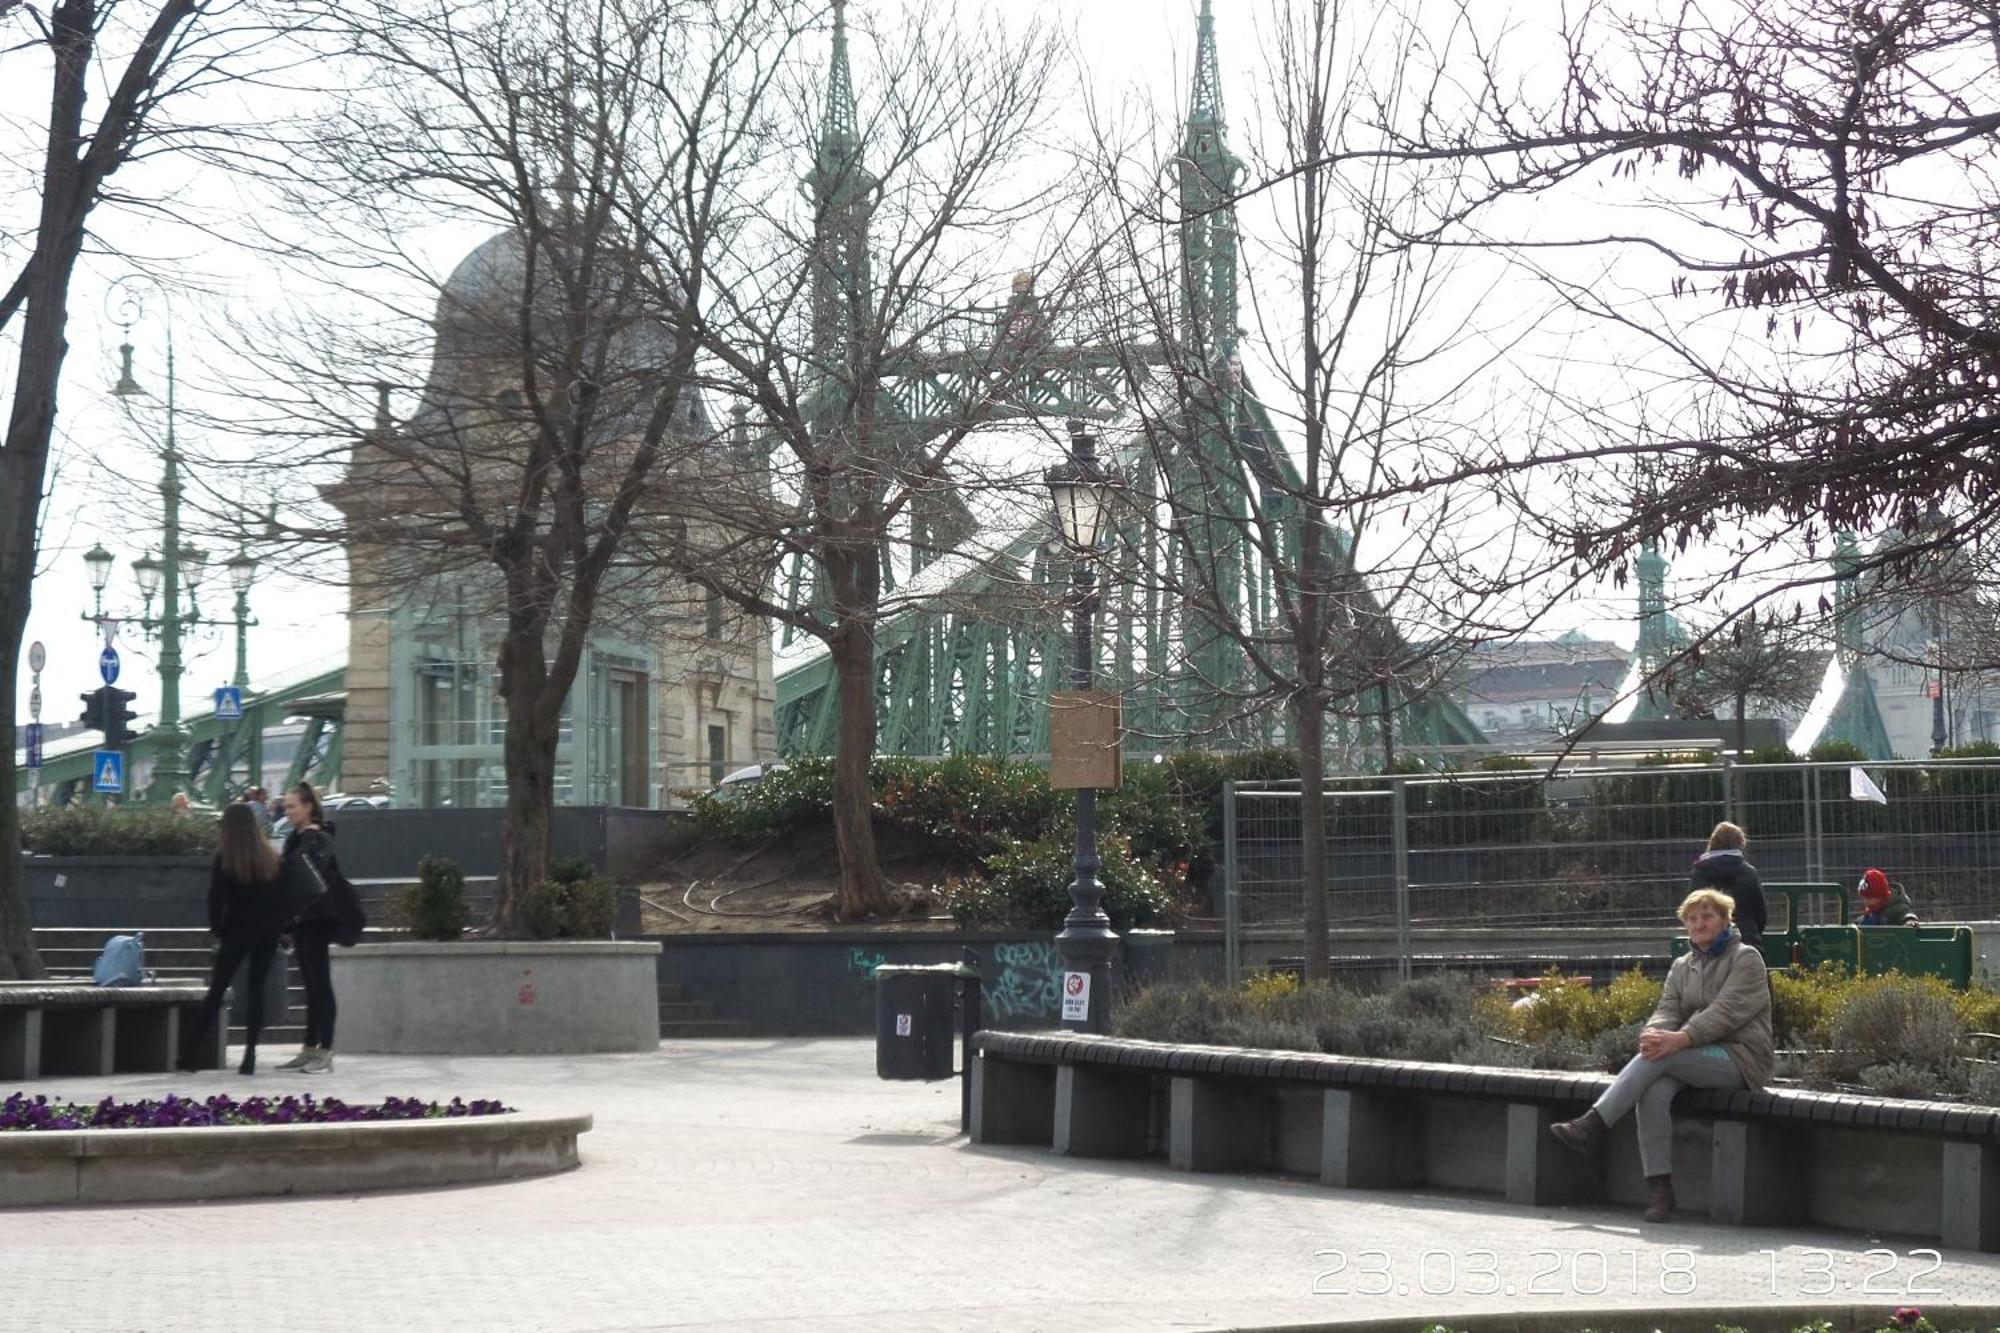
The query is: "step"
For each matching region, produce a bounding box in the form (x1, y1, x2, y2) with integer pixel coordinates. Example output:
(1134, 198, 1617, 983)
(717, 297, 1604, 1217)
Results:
(657, 983, 685, 1004)
(658, 1019, 756, 1038)
(657, 1000, 718, 1022)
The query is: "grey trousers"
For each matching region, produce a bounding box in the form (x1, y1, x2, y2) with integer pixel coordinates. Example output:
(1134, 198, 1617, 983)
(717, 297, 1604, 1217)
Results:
(1592, 1045, 1744, 1177)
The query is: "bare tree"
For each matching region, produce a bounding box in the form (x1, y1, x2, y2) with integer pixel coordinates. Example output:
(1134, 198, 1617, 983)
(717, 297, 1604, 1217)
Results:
(0, 0, 281, 978)
(659, 1, 1082, 918)
(1670, 612, 1824, 754)
(227, 0, 800, 929)
(1327, 0, 2000, 647)
(1091, 0, 1550, 978)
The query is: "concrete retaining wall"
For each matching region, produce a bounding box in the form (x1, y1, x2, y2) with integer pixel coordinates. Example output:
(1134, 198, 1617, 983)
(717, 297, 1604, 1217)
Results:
(21, 859, 211, 929)
(0, 1110, 590, 1206)
(335, 942, 662, 1054)
(647, 929, 1219, 1036)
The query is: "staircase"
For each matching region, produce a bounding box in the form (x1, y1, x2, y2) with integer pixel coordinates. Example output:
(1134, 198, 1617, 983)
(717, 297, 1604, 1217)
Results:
(657, 980, 752, 1038)
(37, 929, 752, 1044)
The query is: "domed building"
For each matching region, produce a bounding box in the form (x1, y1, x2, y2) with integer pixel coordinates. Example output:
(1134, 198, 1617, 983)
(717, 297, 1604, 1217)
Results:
(334, 224, 775, 809)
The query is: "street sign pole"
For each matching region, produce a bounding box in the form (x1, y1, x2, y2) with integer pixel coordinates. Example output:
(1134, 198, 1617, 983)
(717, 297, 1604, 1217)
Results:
(26, 640, 43, 808)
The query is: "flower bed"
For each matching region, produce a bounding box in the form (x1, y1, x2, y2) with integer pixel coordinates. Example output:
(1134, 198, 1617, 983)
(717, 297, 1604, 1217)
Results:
(0, 1091, 510, 1132)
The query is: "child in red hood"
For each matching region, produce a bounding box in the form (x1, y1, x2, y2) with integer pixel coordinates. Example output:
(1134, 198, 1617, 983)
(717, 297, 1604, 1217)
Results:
(1858, 867, 1921, 926)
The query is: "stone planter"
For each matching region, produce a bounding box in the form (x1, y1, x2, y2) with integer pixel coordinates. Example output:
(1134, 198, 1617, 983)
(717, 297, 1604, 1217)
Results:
(334, 941, 661, 1055)
(0, 1111, 590, 1206)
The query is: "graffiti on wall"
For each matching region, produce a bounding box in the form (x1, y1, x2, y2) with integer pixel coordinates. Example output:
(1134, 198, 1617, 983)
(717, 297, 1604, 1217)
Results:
(846, 948, 889, 979)
(985, 940, 1060, 1023)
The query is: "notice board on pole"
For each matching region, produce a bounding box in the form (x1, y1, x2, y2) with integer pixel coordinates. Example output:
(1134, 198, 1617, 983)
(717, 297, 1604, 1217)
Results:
(1049, 691, 1122, 789)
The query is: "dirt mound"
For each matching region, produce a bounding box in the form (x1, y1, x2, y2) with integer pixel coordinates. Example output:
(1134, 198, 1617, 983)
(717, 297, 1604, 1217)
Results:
(635, 824, 977, 933)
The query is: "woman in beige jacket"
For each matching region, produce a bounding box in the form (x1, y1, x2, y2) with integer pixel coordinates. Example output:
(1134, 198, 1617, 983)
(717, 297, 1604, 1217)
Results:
(1548, 887, 1774, 1222)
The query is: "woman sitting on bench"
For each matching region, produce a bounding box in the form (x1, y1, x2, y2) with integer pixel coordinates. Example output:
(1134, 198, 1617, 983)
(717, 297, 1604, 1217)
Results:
(1547, 887, 1774, 1223)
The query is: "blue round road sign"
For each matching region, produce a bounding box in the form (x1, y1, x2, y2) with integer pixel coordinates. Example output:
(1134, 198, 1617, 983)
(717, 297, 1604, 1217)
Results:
(99, 646, 120, 684)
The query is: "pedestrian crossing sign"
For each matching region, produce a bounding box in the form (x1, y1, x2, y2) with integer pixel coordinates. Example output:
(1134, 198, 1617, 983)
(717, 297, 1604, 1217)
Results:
(214, 686, 243, 721)
(92, 750, 124, 794)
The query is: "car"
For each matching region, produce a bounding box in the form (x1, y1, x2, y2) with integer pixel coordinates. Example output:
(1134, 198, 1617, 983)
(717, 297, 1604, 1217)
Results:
(270, 792, 389, 843)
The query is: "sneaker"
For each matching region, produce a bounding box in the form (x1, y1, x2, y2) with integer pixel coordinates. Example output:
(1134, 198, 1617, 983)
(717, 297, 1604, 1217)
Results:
(301, 1050, 334, 1075)
(278, 1047, 318, 1071)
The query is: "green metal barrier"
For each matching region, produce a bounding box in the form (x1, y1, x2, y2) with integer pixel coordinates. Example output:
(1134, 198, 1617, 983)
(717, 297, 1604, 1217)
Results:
(1853, 925, 1974, 987)
(1669, 882, 1976, 987)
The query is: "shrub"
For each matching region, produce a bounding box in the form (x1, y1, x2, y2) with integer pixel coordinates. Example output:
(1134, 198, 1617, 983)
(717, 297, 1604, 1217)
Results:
(1506, 968, 1660, 1043)
(518, 880, 570, 940)
(562, 876, 618, 937)
(547, 855, 596, 887)
(1771, 962, 1851, 1046)
(19, 805, 216, 857)
(1825, 973, 1965, 1081)
(1241, 970, 1300, 1015)
(936, 832, 1169, 931)
(399, 856, 470, 941)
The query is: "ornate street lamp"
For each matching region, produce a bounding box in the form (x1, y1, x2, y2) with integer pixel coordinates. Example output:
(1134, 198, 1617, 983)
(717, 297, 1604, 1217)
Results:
(85, 279, 207, 803)
(1044, 417, 1122, 1033)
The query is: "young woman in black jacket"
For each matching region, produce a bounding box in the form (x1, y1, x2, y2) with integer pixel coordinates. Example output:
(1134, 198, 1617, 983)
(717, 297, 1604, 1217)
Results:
(279, 782, 346, 1074)
(178, 804, 289, 1074)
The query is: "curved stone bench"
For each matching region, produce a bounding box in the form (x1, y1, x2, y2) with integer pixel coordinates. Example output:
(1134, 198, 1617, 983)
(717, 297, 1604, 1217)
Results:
(972, 1031, 2000, 1251)
(0, 1110, 591, 1206)
(0, 984, 217, 1078)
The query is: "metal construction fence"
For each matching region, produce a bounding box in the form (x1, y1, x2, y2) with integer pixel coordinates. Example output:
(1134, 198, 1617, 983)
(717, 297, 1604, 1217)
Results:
(1221, 758, 2000, 982)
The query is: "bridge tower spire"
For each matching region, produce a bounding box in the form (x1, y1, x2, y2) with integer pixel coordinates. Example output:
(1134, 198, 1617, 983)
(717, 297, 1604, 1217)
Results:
(809, 0, 877, 371)
(1179, 0, 1240, 370)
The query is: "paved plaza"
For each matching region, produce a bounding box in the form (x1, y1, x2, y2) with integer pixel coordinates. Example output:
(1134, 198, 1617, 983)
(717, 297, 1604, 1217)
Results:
(8, 1039, 2000, 1331)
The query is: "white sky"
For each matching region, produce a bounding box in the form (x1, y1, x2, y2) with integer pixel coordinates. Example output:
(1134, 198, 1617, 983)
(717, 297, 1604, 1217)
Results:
(5, 0, 1794, 732)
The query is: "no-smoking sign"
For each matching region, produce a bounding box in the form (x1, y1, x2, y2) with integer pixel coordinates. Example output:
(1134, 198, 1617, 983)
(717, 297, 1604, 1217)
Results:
(1061, 970, 1091, 1021)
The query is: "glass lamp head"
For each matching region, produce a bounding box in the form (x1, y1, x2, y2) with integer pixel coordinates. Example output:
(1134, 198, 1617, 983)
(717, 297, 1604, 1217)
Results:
(82, 543, 115, 593)
(132, 552, 163, 600)
(226, 549, 257, 594)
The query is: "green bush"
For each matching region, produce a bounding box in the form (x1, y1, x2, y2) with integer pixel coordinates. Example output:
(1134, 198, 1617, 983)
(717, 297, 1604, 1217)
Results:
(518, 880, 569, 940)
(19, 805, 217, 857)
(547, 855, 596, 887)
(937, 832, 1169, 932)
(400, 856, 469, 941)
(1825, 972, 1965, 1081)
(563, 876, 618, 937)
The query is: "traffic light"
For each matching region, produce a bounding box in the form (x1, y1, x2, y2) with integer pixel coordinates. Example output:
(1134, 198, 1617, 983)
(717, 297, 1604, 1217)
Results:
(79, 686, 140, 746)
(101, 686, 138, 746)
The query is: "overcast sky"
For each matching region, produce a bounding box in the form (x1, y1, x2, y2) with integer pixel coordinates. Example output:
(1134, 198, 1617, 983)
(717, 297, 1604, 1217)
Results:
(5, 0, 1740, 737)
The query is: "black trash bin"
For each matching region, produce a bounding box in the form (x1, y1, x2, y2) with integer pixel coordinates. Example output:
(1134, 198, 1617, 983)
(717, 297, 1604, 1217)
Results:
(875, 963, 972, 1080)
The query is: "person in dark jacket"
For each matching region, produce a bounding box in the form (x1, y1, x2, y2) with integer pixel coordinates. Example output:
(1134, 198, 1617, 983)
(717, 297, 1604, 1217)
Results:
(279, 782, 347, 1074)
(178, 804, 288, 1075)
(1858, 867, 1922, 926)
(1690, 821, 1766, 942)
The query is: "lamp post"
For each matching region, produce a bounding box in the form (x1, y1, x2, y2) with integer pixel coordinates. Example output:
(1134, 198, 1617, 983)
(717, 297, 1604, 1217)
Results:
(1044, 417, 1121, 1033)
(225, 547, 261, 792)
(81, 287, 211, 803)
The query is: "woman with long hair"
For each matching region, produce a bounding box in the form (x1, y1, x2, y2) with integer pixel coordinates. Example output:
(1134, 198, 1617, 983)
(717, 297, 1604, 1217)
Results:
(178, 804, 288, 1075)
(280, 781, 346, 1073)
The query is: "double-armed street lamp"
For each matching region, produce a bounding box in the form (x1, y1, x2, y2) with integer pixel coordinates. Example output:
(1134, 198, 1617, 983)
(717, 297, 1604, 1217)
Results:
(1044, 417, 1122, 1033)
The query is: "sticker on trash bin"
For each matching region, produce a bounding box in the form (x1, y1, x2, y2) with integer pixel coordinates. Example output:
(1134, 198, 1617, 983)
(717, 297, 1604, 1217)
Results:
(1061, 971, 1090, 1021)
(895, 1013, 912, 1036)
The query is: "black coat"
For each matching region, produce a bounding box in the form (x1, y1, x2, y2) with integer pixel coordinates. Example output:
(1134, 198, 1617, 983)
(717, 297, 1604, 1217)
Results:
(1690, 848, 1768, 942)
(282, 823, 367, 944)
(207, 861, 289, 947)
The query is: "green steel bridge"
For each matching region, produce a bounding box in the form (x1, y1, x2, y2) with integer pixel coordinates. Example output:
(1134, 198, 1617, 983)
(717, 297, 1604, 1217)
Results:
(769, 0, 1485, 761)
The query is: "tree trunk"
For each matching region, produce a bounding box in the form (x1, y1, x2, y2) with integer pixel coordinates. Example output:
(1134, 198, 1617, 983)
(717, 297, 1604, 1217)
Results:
(1296, 693, 1330, 985)
(828, 621, 894, 920)
(1378, 685, 1397, 773)
(1734, 692, 1749, 757)
(494, 625, 561, 934)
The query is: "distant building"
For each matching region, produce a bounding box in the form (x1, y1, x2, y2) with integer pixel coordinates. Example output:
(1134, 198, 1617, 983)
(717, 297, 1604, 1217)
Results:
(1452, 632, 1630, 746)
(334, 230, 775, 810)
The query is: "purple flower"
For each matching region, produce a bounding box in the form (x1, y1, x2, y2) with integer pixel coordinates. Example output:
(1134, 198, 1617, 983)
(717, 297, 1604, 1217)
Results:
(0, 1090, 514, 1132)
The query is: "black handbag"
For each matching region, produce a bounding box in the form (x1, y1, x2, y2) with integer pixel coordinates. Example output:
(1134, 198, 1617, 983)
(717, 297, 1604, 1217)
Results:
(281, 839, 333, 922)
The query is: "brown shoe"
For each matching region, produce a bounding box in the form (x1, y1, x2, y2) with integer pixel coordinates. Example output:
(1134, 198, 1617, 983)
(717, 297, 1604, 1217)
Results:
(1549, 1107, 1605, 1156)
(1644, 1174, 1676, 1223)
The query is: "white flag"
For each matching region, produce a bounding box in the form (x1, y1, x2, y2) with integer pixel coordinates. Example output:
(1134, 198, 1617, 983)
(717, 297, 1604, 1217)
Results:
(1850, 766, 1888, 805)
